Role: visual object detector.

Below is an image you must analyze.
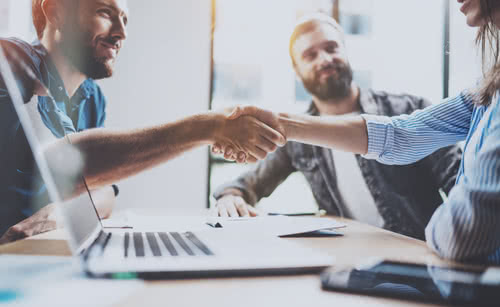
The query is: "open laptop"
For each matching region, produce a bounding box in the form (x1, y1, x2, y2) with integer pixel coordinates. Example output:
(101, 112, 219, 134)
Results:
(0, 45, 333, 279)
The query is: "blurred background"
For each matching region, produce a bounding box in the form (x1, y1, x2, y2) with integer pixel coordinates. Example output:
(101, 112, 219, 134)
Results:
(0, 0, 481, 215)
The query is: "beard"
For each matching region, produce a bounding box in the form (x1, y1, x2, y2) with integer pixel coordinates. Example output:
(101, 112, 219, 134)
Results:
(59, 24, 117, 80)
(301, 61, 353, 101)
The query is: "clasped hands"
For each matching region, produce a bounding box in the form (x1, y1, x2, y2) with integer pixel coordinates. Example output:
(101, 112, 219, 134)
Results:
(213, 106, 286, 163)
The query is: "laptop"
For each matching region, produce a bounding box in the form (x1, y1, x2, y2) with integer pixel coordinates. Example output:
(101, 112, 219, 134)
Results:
(0, 45, 333, 279)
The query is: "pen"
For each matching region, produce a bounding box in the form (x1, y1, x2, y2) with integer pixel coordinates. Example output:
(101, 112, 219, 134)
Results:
(268, 210, 326, 217)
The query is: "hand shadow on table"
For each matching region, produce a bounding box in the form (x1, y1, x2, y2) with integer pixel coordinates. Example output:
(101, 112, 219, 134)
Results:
(280, 229, 344, 238)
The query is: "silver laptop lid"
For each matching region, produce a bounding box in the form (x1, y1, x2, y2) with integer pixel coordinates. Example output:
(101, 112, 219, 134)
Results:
(0, 44, 102, 254)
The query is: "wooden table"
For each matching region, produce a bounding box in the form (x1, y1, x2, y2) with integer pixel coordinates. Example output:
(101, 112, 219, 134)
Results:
(0, 217, 460, 307)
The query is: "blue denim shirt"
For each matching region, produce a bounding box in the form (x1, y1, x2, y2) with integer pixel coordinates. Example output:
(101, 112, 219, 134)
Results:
(0, 38, 106, 235)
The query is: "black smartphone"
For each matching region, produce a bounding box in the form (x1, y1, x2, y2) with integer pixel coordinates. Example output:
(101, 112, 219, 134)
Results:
(321, 260, 500, 306)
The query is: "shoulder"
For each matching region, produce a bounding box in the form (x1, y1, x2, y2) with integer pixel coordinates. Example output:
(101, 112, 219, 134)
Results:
(0, 38, 40, 65)
(367, 89, 432, 116)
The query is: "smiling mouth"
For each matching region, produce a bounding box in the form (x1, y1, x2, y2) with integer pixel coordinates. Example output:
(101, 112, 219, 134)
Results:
(318, 67, 338, 78)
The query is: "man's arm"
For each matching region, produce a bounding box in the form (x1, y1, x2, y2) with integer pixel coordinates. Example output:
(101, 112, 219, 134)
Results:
(228, 93, 473, 165)
(0, 186, 116, 244)
(47, 111, 285, 195)
(223, 106, 369, 155)
(212, 145, 296, 217)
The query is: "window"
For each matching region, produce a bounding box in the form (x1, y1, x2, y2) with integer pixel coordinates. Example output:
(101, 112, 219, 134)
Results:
(0, 0, 34, 41)
(208, 0, 335, 213)
(207, 0, 449, 214)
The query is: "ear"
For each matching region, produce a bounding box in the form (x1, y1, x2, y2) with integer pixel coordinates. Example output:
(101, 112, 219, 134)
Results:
(40, 0, 66, 30)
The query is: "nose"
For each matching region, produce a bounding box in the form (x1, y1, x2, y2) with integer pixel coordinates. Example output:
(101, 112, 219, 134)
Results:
(317, 50, 333, 65)
(111, 18, 128, 42)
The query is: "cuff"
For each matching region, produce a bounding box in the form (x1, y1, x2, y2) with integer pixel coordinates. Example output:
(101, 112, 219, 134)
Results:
(360, 114, 393, 160)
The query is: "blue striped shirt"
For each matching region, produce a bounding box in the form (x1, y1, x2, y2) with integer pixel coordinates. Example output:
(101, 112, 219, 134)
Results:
(362, 91, 500, 264)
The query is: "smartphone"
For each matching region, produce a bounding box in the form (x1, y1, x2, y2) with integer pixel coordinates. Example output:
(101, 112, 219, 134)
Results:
(321, 260, 500, 306)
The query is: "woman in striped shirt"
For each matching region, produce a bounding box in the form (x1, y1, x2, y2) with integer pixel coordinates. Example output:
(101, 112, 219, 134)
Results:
(222, 0, 500, 264)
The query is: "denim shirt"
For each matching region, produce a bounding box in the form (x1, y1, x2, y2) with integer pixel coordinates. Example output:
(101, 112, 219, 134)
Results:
(0, 38, 106, 235)
(214, 89, 462, 240)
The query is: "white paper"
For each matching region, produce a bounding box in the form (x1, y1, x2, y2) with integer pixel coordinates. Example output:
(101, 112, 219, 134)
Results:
(126, 212, 213, 232)
(480, 267, 500, 285)
(126, 211, 345, 237)
(206, 216, 346, 237)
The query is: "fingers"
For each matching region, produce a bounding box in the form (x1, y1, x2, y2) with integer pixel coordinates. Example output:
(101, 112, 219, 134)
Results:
(256, 135, 278, 153)
(247, 206, 260, 217)
(250, 119, 285, 147)
(246, 154, 258, 163)
(211, 143, 222, 154)
(212, 195, 257, 218)
(234, 197, 250, 217)
(227, 105, 257, 120)
(214, 195, 248, 217)
(223, 146, 234, 160)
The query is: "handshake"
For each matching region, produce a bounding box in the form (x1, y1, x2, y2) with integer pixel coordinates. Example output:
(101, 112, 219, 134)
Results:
(212, 106, 288, 163)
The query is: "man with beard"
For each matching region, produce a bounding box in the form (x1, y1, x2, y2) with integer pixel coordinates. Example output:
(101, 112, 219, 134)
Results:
(0, 0, 285, 243)
(212, 14, 462, 240)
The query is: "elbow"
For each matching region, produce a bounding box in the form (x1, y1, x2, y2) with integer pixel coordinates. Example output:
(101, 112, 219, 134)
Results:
(426, 225, 497, 264)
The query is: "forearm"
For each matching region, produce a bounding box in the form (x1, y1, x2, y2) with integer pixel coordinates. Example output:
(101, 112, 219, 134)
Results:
(67, 112, 222, 190)
(214, 146, 296, 205)
(278, 113, 368, 154)
(88, 186, 116, 219)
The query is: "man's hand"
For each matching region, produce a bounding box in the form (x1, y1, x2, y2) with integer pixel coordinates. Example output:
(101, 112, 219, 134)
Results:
(0, 186, 116, 245)
(0, 204, 58, 245)
(213, 111, 286, 163)
(213, 106, 287, 163)
(210, 195, 260, 217)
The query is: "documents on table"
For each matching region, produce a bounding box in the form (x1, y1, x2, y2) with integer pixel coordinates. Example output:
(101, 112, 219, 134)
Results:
(206, 216, 346, 237)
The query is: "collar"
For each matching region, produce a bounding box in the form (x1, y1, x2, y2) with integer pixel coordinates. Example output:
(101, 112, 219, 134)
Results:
(31, 40, 93, 103)
(306, 87, 380, 116)
(358, 88, 380, 115)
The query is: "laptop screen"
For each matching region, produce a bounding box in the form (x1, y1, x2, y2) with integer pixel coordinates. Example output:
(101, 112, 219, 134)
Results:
(0, 43, 102, 253)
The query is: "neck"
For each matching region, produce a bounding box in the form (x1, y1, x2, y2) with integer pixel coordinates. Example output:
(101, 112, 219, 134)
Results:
(41, 35, 87, 98)
(313, 84, 361, 115)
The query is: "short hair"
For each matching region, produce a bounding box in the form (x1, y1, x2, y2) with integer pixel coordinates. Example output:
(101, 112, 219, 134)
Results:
(289, 13, 344, 65)
(32, 0, 79, 39)
(32, 0, 45, 39)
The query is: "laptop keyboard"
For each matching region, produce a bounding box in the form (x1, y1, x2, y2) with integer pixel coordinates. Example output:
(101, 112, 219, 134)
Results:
(117, 231, 214, 258)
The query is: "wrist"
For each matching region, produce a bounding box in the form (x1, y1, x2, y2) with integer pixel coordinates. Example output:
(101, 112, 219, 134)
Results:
(191, 112, 225, 145)
(218, 188, 245, 199)
(203, 112, 226, 145)
(277, 112, 299, 141)
(44, 203, 58, 222)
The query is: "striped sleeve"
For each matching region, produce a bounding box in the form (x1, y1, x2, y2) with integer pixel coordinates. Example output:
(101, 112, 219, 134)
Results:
(361, 92, 474, 165)
(425, 105, 500, 263)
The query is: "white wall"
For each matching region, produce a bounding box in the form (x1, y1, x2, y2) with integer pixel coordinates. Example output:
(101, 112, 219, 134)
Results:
(449, 0, 482, 97)
(370, 0, 444, 103)
(98, 0, 212, 214)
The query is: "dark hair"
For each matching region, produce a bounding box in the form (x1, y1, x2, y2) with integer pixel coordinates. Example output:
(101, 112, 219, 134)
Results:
(289, 13, 344, 66)
(477, 0, 500, 105)
(31, 0, 79, 39)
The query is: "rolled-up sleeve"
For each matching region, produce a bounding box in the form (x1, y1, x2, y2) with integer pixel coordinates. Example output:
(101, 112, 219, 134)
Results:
(361, 92, 474, 165)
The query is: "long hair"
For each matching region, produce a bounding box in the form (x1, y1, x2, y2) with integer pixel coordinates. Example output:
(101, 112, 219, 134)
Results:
(477, 0, 500, 105)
